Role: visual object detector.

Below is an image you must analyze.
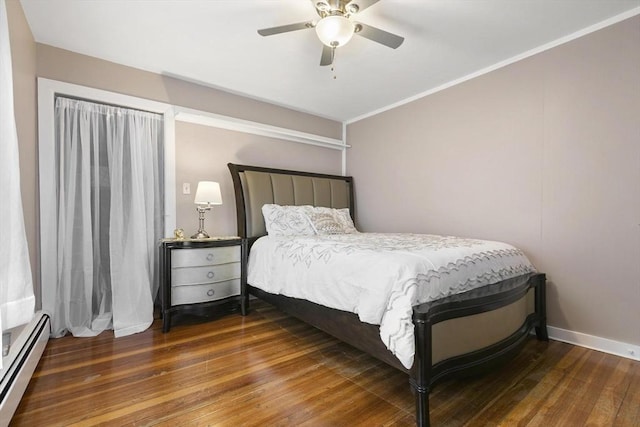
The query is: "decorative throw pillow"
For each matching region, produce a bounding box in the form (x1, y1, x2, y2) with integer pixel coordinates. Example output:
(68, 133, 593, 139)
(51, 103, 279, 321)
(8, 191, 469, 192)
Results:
(307, 211, 344, 234)
(333, 208, 358, 234)
(262, 204, 315, 236)
(307, 207, 358, 234)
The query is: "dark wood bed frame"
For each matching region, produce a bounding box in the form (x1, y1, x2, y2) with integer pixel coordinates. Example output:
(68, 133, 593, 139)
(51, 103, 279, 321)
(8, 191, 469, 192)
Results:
(228, 163, 547, 427)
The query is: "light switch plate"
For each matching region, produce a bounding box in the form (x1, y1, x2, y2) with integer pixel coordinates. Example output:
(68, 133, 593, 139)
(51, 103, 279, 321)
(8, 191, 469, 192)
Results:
(182, 183, 191, 194)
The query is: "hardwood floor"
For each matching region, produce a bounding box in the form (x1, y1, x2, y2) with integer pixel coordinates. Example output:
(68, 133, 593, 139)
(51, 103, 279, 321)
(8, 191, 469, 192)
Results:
(11, 301, 640, 426)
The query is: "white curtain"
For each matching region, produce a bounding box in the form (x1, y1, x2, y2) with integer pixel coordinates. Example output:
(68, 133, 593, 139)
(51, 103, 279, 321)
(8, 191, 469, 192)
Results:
(53, 97, 163, 338)
(0, 0, 36, 368)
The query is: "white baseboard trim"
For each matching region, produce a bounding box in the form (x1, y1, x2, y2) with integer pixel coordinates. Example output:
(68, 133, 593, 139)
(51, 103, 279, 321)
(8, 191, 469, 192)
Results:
(547, 326, 640, 362)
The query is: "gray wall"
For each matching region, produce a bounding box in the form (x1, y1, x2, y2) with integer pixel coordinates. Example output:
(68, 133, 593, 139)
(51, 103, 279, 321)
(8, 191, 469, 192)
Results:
(175, 122, 342, 237)
(346, 16, 640, 346)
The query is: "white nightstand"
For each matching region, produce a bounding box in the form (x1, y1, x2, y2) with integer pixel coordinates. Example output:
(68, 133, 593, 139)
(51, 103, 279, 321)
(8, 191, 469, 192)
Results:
(159, 237, 247, 332)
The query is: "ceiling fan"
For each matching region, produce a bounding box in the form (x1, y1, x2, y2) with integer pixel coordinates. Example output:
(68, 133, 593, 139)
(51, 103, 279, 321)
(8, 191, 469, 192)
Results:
(257, 0, 404, 67)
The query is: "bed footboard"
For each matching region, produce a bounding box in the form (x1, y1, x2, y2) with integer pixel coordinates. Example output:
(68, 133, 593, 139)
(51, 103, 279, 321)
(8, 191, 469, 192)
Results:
(411, 273, 547, 427)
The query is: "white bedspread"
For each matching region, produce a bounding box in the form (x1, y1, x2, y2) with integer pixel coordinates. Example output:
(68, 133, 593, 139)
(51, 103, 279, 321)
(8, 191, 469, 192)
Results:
(248, 233, 536, 369)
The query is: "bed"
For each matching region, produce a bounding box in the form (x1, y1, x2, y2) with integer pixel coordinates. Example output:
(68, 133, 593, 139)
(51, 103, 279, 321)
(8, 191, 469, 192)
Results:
(228, 163, 547, 427)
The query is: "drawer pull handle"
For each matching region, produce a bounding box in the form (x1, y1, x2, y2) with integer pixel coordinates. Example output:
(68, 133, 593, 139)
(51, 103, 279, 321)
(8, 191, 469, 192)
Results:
(207, 289, 215, 297)
(207, 271, 215, 279)
(206, 253, 214, 261)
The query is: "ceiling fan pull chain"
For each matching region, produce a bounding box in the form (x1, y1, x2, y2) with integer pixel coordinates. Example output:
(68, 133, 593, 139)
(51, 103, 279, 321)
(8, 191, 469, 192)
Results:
(331, 46, 337, 79)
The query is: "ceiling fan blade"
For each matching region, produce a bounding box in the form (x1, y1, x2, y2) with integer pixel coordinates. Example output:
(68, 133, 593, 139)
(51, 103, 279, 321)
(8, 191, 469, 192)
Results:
(345, 0, 380, 14)
(320, 45, 334, 66)
(257, 21, 313, 37)
(355, 23, 404, 49)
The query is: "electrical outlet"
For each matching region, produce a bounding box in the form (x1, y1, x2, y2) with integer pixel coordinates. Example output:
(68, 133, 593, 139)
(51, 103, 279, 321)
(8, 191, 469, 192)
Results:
(182, 183, 191, 195)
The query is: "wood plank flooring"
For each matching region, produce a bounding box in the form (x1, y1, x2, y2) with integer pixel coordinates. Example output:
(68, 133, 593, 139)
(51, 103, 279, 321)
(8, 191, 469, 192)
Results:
(11, 301, 640, 426)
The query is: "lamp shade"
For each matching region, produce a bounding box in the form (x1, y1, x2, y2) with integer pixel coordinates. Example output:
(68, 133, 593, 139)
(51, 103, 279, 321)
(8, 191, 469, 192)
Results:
(194, 181, 222, 205)
(315, 15, 355, 47)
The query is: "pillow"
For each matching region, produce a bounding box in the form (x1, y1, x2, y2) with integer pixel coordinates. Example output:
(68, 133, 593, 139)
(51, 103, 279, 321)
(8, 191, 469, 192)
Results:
(262, 204, 315, 236)
(307, 207, 358, 235)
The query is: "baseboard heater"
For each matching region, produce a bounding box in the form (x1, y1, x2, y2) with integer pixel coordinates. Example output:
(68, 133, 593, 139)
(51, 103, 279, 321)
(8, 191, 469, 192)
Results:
(0, 312, 50, 426)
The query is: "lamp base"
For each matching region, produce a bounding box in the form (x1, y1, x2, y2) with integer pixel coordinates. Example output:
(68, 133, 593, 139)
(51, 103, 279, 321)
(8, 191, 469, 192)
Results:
(192, 205, 211, 239)
(191, 230, 210, 239)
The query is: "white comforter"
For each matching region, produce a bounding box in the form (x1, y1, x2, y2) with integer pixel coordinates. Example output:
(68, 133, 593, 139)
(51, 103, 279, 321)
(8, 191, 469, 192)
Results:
(248, 233, 535, 369)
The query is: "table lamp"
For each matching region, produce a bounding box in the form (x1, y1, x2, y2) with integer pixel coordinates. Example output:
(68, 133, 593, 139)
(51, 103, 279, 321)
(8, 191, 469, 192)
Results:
(191, 181, 222, 239)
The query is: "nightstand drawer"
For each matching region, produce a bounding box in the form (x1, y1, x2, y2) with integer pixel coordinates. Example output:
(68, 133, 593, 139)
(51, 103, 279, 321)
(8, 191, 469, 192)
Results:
(171, 279, 241, 305)
(172, 245, 240, 267)
(171, 262, 241, 286)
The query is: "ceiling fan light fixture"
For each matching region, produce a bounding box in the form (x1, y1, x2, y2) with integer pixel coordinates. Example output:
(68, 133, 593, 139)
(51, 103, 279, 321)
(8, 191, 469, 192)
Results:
(315, 15, 355, 47)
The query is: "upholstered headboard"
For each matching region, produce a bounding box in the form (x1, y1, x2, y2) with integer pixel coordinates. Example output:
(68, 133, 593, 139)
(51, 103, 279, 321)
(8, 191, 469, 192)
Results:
(228, 163, 354, 242)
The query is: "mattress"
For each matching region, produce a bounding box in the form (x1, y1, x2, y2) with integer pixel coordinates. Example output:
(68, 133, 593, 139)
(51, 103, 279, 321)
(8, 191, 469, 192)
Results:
(248, 233, 536, 368)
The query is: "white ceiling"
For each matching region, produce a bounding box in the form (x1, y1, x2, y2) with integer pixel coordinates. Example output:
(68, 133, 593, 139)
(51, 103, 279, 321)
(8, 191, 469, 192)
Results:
(20, 0, 640, 122)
